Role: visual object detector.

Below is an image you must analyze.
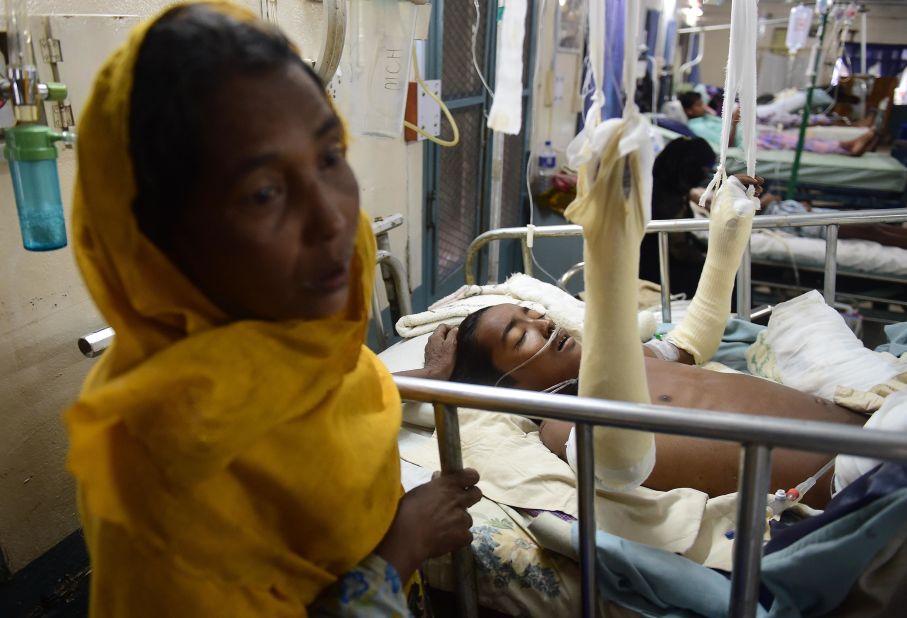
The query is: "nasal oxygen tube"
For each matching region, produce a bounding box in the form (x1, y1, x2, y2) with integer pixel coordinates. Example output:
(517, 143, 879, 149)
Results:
(725, 458, 837, 540)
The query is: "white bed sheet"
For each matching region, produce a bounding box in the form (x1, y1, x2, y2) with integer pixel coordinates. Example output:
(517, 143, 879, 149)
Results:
(749, 230, 907, 277)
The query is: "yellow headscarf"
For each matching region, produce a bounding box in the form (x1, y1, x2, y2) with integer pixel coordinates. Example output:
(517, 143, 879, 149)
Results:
(66, 2, 401, 614)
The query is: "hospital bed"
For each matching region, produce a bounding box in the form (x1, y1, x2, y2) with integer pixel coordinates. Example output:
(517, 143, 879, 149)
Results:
(651, 123, 907, 207)
(77, 210, 907, 618)
(393, 377, 907, 618)
(685, 211, 907, 327)
(388, 208, 907, 616)
(727, 148, 907, 206)
(464, 208, 907, 324)
(747, 232, 907, 327)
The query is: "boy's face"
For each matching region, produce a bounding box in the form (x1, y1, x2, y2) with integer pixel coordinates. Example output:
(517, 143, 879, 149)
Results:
(475, 304, 582, 390)
(685, 98, 707, 119)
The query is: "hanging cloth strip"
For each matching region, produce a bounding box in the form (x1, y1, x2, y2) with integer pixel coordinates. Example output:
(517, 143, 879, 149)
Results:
(487, 0, 527, 134)
(668, 0, 761, 364)
(564, 0, 656, 492)
(700, 0, 760, 205)
(565, 0, 608, 168)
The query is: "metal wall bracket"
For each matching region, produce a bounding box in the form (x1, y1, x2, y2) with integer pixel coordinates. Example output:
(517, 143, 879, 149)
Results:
(40, 38, 63, 64)
(52, 104, 74, 130)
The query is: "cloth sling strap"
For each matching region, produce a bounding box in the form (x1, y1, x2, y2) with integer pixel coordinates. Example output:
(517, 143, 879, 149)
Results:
(566, 0, 648, 182)
(618, 0, 651, 230)
(487, 0, 528, 134)
(701, 0, 760, 206)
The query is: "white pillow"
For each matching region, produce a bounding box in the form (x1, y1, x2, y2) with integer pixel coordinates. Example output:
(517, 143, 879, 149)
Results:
(379, 332, 432, 373)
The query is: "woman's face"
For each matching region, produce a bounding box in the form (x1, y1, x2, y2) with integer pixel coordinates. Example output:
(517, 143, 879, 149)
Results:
(474, 304, 582, 390)
(164, 63, 360, 321)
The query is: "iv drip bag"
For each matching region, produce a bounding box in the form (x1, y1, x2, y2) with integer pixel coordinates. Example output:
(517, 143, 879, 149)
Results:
(349, 0, 417, 138)
(786, 5, 812, 54)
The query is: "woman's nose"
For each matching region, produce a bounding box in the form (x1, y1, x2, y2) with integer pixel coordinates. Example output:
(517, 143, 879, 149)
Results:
(302, 183, 346, 244)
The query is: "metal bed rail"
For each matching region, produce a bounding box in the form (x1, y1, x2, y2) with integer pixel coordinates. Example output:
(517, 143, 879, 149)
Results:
(370, 214, 413, 350)
(371, 249, 414, 351)
(465, 208, 907, 323)
(395, 375, 907, 618)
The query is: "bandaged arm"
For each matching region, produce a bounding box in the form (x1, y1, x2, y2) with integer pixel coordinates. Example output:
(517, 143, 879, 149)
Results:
(666, 176, 757, 364)
(564, 135, 655, 492)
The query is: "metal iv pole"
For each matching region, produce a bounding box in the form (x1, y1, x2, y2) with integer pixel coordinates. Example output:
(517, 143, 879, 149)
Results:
(786, 2, 831, 200)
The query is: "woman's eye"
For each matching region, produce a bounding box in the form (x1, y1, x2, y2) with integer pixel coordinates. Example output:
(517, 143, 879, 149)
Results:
(516, 331, 527, 349)
(249, 185, 284, 206)
(321, 145, 344, 169)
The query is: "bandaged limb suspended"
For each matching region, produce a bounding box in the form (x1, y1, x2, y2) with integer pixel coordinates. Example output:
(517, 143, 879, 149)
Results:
(666, 176, 757, 364)
(668, 0, 761, 365)
(562, 0, 654, 492)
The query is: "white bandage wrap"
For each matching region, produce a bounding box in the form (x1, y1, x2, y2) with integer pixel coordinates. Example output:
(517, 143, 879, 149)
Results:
(667, 176, 757, 364)
(644, 338, 681, 362)
(565, 426, 578, 473)
(564, 426, 657, 494)
(561, 0, 656, 492)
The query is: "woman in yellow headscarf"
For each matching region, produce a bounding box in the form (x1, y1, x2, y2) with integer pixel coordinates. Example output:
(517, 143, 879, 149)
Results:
(66, 3, 480, 615)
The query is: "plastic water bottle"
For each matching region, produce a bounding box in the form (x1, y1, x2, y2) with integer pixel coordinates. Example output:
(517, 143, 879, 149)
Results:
(538, 140, 557, 176)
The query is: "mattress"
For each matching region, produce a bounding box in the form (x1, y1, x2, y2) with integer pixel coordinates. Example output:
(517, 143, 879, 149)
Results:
(384, 284, 904, 616)
(724, 149, 907, 194)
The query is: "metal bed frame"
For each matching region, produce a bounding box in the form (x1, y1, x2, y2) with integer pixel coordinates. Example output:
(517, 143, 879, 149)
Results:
(748, 258, 907, 327)
(393, 377, 907, 618)
(465, 208, 907, 325)
(408, 207, 907, 617)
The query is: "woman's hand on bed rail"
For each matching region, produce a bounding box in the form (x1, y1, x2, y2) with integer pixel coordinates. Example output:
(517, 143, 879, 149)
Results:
(375, 468, 482, 582)
(394, 324, 459, 381)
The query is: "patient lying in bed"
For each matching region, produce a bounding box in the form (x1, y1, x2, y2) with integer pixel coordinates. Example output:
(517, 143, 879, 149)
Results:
(402, 306, 865, 508)
(680, 91, 879, 156)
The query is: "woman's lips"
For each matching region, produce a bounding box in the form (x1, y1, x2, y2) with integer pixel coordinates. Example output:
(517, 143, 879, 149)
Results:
(303, 263, 349, 292)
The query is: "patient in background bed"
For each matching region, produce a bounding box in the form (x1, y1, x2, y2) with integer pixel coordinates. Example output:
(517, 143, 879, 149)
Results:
(680, 91, 878, 156)
(405, 310, 864, 508)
